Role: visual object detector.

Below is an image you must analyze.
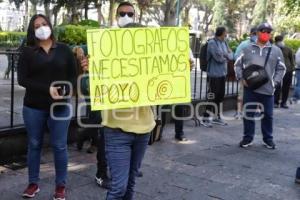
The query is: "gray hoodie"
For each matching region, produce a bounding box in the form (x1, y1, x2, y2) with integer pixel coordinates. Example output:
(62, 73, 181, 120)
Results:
(234, 42, 286, 95)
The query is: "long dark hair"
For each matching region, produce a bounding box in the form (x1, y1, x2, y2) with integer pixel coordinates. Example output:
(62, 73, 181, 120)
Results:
(26, 14, 55, 47)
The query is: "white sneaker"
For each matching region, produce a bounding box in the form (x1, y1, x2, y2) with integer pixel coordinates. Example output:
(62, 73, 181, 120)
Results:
(212, 118, 228, 126)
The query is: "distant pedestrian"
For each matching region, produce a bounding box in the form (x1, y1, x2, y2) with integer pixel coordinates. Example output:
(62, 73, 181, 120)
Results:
(274, 35, 295, 109)
(292, 48, 300, 103)
(73, 46, 98, 154)
(234, 27, 257, 119)
(18, 14, 77, 200)
(235, 22, 286, 149)
(201, 26, 233, 127)
(160, 50, 195, 141)
(74, 46, 110, 189)
(295, 167, 300, 184)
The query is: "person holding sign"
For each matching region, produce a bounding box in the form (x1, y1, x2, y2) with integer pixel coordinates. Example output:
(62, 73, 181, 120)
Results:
(18, 14, 77, 200)
(81, 3, 156, 200)
(161, 50, 195, 141)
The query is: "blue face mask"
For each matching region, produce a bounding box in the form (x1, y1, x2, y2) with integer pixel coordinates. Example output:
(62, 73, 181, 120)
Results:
(250, 35, 257, 43)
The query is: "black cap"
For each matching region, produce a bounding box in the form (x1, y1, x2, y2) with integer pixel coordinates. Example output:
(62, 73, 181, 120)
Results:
(257, 22, 273, 32)
(250, 27, 257, 34)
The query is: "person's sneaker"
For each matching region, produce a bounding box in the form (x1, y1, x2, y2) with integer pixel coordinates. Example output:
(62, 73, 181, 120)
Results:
(274, 103, 279, 108)
(137, 171, 143, 177)
(254, 111, 263, 119)
(234, 112, 243, 120)
(86, 145, 96, 154)
(239, 139, 253, 148)
(200, 119, 213, 128)
(212, 118, 228, 126)
(295, 167, 300, 184)
(76, 138, 84, 151)
(281, 104, 289, 109)
(263, 140, 276, 149)
(175, 135, 188, 141)
(22, 183, 40, 198)
(53, 185, 66, 200)
(95, 175, 111, 189)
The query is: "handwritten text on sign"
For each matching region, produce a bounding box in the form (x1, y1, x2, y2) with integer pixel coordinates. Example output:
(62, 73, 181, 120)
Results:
(87, 27, 191, 110)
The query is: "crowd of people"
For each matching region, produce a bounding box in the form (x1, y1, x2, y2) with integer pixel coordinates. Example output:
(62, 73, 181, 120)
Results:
(15, 1, 300, 200)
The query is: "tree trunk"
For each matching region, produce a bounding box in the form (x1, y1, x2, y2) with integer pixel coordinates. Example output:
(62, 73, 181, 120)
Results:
(202, 6, 213, 37)
(30, 4, 37, 16)
(54, 13, 58, 26)
(53, 5, 61, 26)
(183, 5, 191, 26)
(24, 0, 29, 31)
(96, 2, 105, 25)
(84, 0, 89, 20)
(139, 8, 143, 24)
(44, 2, 51, 19)
(163, 0, 188, 26)
(29, 0, 39, 16)
(71, 6, 79, 24)
(109, 0, 116, 26)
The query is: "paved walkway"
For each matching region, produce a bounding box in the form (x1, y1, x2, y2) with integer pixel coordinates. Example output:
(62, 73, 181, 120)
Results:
(1, 104, 300, 200)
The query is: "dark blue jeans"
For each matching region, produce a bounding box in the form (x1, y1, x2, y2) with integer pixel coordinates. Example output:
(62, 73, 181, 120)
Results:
(23, 105, 71, 186)
(243, 88, 274, 142)
(293, 70, 300, 100)
(104, 127, 150, 200)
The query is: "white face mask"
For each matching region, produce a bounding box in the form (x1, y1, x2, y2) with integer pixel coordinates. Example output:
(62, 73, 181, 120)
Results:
(118, 15, 134, 27)
(35, 26, 51, 40)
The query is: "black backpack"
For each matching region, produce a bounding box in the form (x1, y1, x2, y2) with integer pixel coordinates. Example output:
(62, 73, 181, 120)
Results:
(199, 41, 209, 71)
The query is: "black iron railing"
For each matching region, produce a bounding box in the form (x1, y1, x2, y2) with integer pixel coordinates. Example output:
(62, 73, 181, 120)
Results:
(0, 50, 20, 129)
(0, 39, 297, 131)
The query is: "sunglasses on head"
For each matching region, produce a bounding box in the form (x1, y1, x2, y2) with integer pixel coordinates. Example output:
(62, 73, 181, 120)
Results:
(260, 30, 271, 34)
(118, 12, 134, 18)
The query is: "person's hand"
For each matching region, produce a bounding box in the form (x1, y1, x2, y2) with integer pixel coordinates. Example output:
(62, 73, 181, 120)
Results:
(49, 86, 63, 100)
(242, 79, 248, 87)
(81, 56, 89, 72)
(189, 58, 195, 71)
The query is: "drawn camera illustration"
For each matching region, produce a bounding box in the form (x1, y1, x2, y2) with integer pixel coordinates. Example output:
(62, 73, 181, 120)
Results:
(147, 74, 187, 102)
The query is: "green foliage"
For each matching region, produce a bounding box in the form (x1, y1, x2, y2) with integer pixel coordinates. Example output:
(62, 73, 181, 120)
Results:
(212, 0, 226, 29)
(54, 25, 98, 45)
(284, 39, 300, 53)
(284, 0, 300, 13)
(228, 39, 240, 53)
(0, 31, 26, 48)
(251, 0, 267, 26)
(78, 19, 100, 27)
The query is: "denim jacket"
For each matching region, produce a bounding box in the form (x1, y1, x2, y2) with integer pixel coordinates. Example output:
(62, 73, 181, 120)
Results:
(207, 38, 233, 77)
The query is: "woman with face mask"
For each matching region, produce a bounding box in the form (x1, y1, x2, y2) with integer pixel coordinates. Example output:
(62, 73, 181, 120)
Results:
(18, 14, 77, 200)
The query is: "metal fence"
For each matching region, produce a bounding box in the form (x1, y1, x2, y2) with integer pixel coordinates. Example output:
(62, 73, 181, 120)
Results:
(0, 50, 84, 132)
(0, 50, 20, 130)
(189, 33, 239, 102)
(0, 36, 297, 132)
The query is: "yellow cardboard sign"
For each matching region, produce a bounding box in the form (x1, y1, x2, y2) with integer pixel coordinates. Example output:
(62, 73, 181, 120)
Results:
(87, 27, 191, 110)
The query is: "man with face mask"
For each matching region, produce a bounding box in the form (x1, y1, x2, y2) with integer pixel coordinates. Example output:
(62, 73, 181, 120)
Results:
(116, 1, 135, 27)
(235, 22, 286, 149)
(233, 27, 257, 119)
(234, 27, 257, 60)
(274, 35, 295, 109)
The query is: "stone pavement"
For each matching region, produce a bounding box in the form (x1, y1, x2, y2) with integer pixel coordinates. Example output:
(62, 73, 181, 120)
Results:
(1, 104, 300, 200)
